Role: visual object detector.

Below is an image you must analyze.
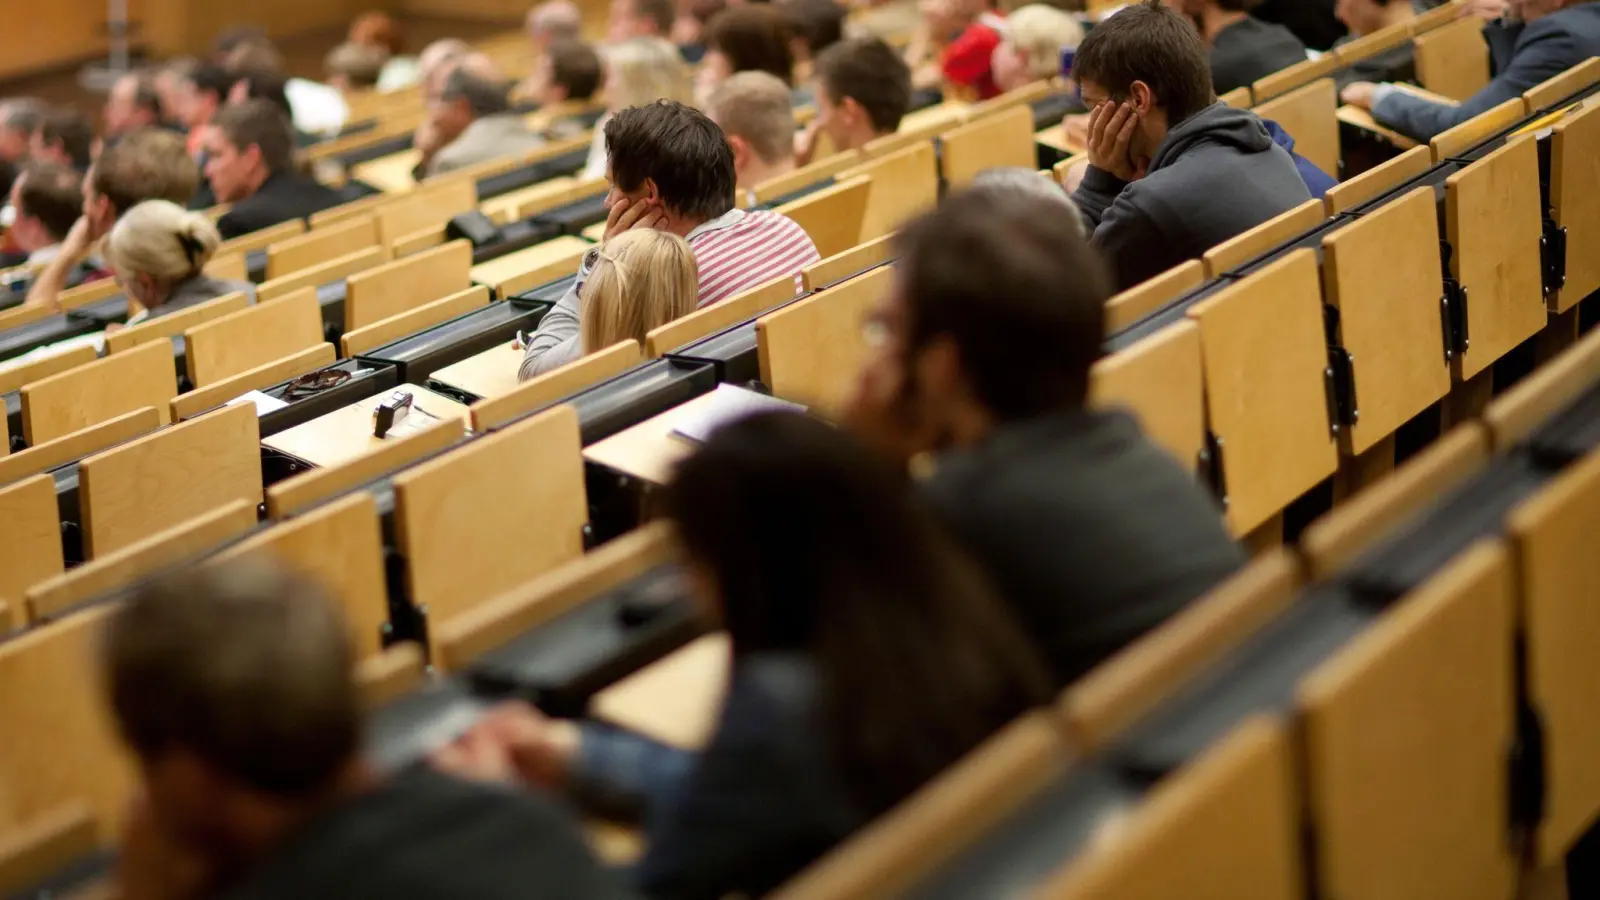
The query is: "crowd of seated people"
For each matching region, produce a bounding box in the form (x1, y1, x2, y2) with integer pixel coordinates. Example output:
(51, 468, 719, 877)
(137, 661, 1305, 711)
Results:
(6, 0, 1599, 895)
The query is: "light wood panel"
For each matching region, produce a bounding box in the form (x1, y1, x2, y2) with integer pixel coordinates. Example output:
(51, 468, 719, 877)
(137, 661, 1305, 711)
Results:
(1430, 97, 1525, 161)
(1252, 78, 1340, 182)
(0, 476, 66, 629)
(265, 416, 466, 518)
(0, 346, 97, 397)
(1547, 103, 1600, 312)
(1322, 146, 1432, 215)
(1414, 16, 1490, 102)
(1482, 326, 1600, 449)
(469, 341, 642, 432)
(260, 383, 469, 469)
(837, 142, 939, 242)
(21, 341, 175, 445)
(256, 246, 386, 303)
(592, 633, 730, 751)
(172, 344, 337, 421)
(341, 286, 491, 358)
(803, 235, 895, 293)
(0, 408, 162, 489)
(184, 288, 324, 387)
(1202, 199, 1324, 279)
(646, 275, 796, 358)
(1090, 320, 1205, 472)
(103, 291, 249, 356)
(773, 176, 872, 260)
(751, 153, 863, 206)
(1104, 261, 1205, 334)
(757, 266, 891, 414)
(77, 404, 262, 559)
(1522, 57, 1600, 112)
(939, 105, 1036, 187)
(375, 179, 479, 248)
(468, 236, 592, 298)
(344, 240, 473, 332)
(266, 216, 382, 280)
(216, 219, 305, 260)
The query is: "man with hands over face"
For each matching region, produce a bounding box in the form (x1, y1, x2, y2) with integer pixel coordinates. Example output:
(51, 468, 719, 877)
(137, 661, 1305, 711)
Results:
(1069, 0, 1309, 290)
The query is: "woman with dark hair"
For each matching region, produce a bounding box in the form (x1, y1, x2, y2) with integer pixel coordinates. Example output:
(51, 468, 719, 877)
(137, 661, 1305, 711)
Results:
(696, 4, 798, 103)
(436, 411, 1052, 900)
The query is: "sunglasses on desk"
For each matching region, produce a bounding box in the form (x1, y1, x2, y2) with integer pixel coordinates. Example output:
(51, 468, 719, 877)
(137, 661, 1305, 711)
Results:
(283, 369, 353, 400)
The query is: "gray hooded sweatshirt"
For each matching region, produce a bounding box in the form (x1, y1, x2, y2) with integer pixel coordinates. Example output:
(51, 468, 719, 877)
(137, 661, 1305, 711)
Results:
(1072, 102, 1311, 291)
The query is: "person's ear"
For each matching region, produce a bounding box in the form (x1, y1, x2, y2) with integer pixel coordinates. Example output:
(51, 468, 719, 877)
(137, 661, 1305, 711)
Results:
(728, 134, 751, 171)
(842, 96, 865, 129)
(641, 177, 662, 205)
(245, 143, 265, 172)
(1129, 81, 1154, 116)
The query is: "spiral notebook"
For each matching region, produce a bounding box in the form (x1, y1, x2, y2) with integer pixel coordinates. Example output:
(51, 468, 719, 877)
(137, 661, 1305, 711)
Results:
(669, 384, 809, 445)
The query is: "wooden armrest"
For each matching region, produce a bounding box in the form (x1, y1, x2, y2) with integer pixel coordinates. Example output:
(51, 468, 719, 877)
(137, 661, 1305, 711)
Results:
(1337, 105, 1422, 150)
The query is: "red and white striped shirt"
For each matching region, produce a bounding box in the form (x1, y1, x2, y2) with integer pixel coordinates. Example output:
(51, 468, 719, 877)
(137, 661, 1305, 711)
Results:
(686, 209, 821, 308)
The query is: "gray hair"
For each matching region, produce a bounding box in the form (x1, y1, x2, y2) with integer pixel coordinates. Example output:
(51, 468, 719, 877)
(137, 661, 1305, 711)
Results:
(441, 67, 512, 117)
(0, 98, 45, 135)
(529, 0, 583, 41)
(969, 166, 1086, 238)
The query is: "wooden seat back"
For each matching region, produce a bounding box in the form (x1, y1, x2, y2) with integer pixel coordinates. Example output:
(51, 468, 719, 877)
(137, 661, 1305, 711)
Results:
(184, 287, 325, 387)
(468, 235, 591, 299)
(1322, 146, 1432, 215)
(938, 105, 1036, 187)
(215, 492, 390, 658)
(1251, 55, 1339, 103)
(215, 218, 304, 259)
(751, 153, 862, 206)
(375, 178, 478, 249)
(1296, 541, 1516, 900)
(256, 245, 387, 302)
(266, 215, 383, 280)
(0, 408, 161, 488)
(1546, 103, 1600, 312)
(1201, 199, 1324, 279)
(1521, 57, 1600, 112)
(0, 346, 97, 397)
(1414, 16, 1490, 101)
(344, 240, 472, 332)
(645, 275, 796, 358)
(837, 142, 939, 242)
(0, 803, 98, 898)
(1090, 320, 1206, 473)
(802, 234, 895, 292)
(56, 278, 123, 312)
(20, 340, 175, 445)
(470, 341, 643, 433)
(1430, 97, 1526, 160)
(1103, 261, 1205, 334)
(341, 285, 491, 358)
(391, 404, 587, 654)
(773, 175, 872, 259)
(264, 418, 466, 518)
(0, 475, 66, 629)
(103, 291, 250, 356)
(173, 345, 337, 421)
(77, 404, 262, 558)
(1482, 325, 1600, 449)
(756, 265, 891, 414)
(1186, 250, 1339, 537)
(1252, 78, 1340, 181)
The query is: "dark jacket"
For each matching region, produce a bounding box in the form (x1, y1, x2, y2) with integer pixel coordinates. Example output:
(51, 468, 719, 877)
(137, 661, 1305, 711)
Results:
(1372, 4, 1600, 140)
(1251, 0, 1345, 51)
(217, 767, 635, 900)
(215, 171, 344, 240)
(1332, 34, 1418, 91)
(1073, 102, 1312, 290)
(921, 409, 1246, 686)
(1264, 120, 1337, 198)
(1210, 16, 1310, 95)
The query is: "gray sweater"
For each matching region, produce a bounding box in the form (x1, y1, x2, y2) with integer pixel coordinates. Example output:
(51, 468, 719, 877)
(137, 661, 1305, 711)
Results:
(1073, 102, 1312, 291)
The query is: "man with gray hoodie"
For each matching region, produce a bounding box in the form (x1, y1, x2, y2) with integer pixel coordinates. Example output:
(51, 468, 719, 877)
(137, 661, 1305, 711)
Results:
(1070, 0, 1311, 290)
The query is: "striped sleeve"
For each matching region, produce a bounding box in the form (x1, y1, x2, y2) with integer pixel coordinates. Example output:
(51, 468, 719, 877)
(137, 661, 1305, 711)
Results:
(689, 212, 822, 308)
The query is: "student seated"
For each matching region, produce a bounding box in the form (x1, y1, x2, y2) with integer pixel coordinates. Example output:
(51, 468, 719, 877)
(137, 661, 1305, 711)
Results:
(8, 162, 92, 273)
(205, 99, 343, 240)
(971, 165, 1086, 235)
(104, 200, 255, 323)
(324, 41, 391, 93)
(420, 58, 546, 178)
(103, 73, 167, 142)
(913, 0, 1009, 99)
(847, 186, 1246, 685)
(697, 5, 798, 104)
(527, 0, 584, 57)
(1343, 0, 1600, 141)
(103, 560, 634, 900)
(779, 0, 847, 82)
(797, 36, 911, 164)
(1070, 1, 1311, 289)
(706, 71, 800, 203)
(991, 4, 1085, 93)
(1167, 0, 1309, 95)
(25, 128, 200, 309)
(177, 63, 235, 157)
(435, 412, 1053, 900)
(521, 40, 605, 140)
(1331, 0, 1422, 90)
(523, 101, 819, 379)
(30, 108, 95, 172)
(583, 38, 693, 178)
(0, 98, 43, 165)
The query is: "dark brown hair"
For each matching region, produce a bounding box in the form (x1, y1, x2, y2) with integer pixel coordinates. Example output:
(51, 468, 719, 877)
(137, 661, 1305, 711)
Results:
(16, 161, 82, 240)
(706, 5, 797, 84)
(91, 128, 201, 215)
(894, 186, 1110, 419)
(213, 98, 296, 175)
(780, 0, 846, 57)
(1073, 0, 1214, 125)
(102, 560, 361, 797)
(814, 37, 911, 134)
(38, 109, 95, 170)
(630, 0, 678, 35)
(548, 40, 603, 101)
(666, 412, 1053, 813)
(605, 100, 736, 220)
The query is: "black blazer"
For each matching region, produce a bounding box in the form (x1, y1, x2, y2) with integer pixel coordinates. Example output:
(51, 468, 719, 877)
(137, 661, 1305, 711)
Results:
(216, 172, 344, 240)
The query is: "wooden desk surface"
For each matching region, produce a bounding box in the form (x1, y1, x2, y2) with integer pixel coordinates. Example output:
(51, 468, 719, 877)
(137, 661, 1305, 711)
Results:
(1035, 123, 1083, 155)
(1337, 105, 1422, 150)
(261, 383, 470, 468)
(581, 390, 727, 485)
(591, 633, 730, 751)
(430, 343, 525, 401)
(582, 221, 606, 242)
(469, 235, 594, 289)
(351, 150, 423, 194)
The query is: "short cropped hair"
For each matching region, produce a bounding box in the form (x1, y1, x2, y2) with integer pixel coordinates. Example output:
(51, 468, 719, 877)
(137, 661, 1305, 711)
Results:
(186, 63, 237, 103)
(781, 0, 846, 56)
(549, 41, 603, 101)
(815, 37, 911, 134)
(605, 100, 736, 221)
(633, 0, 678, 35)
(1, 98, 45, 136)
(325, 41, 390, 89)
(1073, 0, 1214, 125)
(17, 161, 82, 241)
(102, 560, 361, 797)
(39, 110, 95, 170)
(441, 67, 512, 117)
(127, 73, 165, 120)
(706, 5, 797, 83)
(894, 186, 1110, 419)
(231, 68, 294, 122)
(91, 128, 200, 215)
(213, 99, 296, 175)
(708, 71, 796, 163)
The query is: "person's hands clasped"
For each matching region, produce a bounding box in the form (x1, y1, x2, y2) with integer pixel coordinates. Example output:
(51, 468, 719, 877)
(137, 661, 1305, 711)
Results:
(1085, 101, 1144, 183)
(602, 196, 668, 243)
(1341, 82, 1378, 110)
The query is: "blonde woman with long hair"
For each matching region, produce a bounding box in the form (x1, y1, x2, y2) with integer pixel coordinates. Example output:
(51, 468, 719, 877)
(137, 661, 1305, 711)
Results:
(583, 37, 694, 177)
(103, 200, 256, 323)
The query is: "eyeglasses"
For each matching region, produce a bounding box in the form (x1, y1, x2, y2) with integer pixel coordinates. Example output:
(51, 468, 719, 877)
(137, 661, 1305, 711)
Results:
(283, 368, 352, 400)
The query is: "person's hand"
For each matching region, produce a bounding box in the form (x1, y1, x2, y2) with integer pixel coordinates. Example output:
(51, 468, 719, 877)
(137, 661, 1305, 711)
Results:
(117, 794, 214, 900)
(1458, 0, 1507, 20)
(794, 119, 822, 166)
(474, 702, 581, 789)
(1062, 113, 1090, 151)
(601, 196, 668, 243)
(1341, 82, 1377, 110)
(432, 728, 522, 785)
(60, 215, 95, 263)
(1084, 101, 1143, 183)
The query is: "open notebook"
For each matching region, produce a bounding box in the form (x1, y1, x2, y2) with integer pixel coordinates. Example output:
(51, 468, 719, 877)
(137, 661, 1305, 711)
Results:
(670, 383, 809, 445)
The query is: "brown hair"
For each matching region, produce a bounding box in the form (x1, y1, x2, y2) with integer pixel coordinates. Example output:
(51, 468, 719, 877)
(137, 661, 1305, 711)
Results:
(326, 41, 390, 89)
(707, 70, 796, 164)
(814, 37, 911, 134)
(631, 0, 678, 35)
(706, 5, 797, 84)
(213, 99, 296, 175)
(580, 229, 699, 351)
(102, 559, 362, 797)
(16, 161, 83, 241)
(1073, 0, 1214, 125)
(548, 40, 603, 101)
(38, 109, 95, 170)
(349, 10, 406, 55)
(91, 128, 201, 216)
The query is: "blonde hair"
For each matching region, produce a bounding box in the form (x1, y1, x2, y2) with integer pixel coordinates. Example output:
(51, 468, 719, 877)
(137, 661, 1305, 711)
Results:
(580, 229, 699, 352)
(604, 37, 693, 111)
(104, 200, 222, 283)
(1006, 5, 1084, 82)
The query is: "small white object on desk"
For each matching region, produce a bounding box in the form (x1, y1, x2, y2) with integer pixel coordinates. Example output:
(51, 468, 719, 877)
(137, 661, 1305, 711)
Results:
(226, 389, 290, 417)
(668, 383, 809, 444)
